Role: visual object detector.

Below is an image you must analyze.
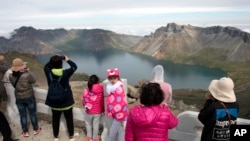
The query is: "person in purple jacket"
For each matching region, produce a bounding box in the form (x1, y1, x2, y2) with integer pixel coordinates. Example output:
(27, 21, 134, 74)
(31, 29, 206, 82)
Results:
(125, 82, 178, 141)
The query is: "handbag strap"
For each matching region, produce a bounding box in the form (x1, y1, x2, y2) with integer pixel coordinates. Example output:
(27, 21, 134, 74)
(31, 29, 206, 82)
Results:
(220, 102, 232, 125)
(13, 73, 22, 88)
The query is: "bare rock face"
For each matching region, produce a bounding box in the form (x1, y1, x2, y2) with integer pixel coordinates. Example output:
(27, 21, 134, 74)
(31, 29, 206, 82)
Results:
(132, 23, 250, 62)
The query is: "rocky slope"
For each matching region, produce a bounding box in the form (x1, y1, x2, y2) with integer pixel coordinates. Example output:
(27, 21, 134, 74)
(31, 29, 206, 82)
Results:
(132, 23, 250, 62)
(0, 26, 142, 54)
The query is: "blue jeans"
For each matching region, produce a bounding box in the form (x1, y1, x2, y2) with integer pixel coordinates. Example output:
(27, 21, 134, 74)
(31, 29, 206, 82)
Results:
(16, 96, 38, 132)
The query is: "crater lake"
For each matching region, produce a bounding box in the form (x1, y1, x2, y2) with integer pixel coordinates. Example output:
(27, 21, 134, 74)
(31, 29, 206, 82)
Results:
(37, 49, 226, 89)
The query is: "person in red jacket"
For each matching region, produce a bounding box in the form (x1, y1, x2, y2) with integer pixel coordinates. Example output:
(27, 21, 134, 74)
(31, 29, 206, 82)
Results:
(82, 74, 104, 141)
(125, 82, 178, 141)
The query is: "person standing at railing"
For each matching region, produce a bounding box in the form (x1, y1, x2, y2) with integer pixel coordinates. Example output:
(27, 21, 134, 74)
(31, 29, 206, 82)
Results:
(44, 55, 77, 141)
(125, 82, 178, 141)
(106, 68, 128, 141)
(82, 74, 104, 141)
(198, 77, 239, 141)
(9, 58, 41, 137)
(151, 65, 172, 105)
(0, 55, 10, 112)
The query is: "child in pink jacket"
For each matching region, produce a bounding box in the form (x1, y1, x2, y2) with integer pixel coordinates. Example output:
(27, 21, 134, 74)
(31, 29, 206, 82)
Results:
(152, 65, 172, 105)
(82, 74, 104, 141)
(125, 82, 178, 141)
(106, 68, 128, 141)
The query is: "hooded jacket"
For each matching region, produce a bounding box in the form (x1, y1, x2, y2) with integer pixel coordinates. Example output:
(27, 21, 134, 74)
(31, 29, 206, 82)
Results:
(125, 104, 178, 141)
(82, 83, 104, 114)
(44, 60, 77, 108)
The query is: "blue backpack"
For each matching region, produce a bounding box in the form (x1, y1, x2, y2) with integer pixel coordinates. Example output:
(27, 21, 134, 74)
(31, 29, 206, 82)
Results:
(45, 72, 67, 107)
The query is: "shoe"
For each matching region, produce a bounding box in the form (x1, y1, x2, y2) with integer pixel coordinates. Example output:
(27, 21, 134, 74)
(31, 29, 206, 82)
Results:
(10, 138, 20, 141)
(33, 127, 42, 135)
(54, 138, 59, 141)
(86, 136, 93, 141)
(22, 132, 29, 137)
(69, 136, 75, 141)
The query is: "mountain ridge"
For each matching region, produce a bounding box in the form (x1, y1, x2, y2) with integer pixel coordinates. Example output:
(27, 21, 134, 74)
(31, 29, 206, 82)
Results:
(131, 23, 250, 62)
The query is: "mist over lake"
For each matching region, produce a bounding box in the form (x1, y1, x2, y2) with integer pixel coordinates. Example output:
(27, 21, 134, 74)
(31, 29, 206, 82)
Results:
(37, 49, 226, 89)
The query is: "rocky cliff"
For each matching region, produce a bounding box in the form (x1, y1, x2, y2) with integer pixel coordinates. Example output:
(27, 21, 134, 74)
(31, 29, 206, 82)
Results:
(132, 23, 250, 62)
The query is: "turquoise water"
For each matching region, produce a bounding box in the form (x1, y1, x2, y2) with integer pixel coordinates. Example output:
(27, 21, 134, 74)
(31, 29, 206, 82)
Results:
(37, 49, 226, 89)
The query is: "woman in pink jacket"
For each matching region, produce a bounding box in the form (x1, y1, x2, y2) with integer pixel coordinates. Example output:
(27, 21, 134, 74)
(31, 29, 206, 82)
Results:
(125, 82, 178, 141)
(82, 74, 104, 141)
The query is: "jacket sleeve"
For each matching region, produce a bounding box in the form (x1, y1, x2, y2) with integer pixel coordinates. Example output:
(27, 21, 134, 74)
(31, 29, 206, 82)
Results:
(43, 62, 50, 84)
(168, 109, 179, 129)
(125, 114, 135, 141)
(28, 71, 36, 84)
(198, 99, 214, 125)
(65, 60, 77, 76)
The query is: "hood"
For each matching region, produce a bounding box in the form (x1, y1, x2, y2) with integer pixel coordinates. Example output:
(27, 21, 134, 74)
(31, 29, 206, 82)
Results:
(130, 105, 161, 126)
(91, 84, 103, 94)
(51, 68, 63, 76)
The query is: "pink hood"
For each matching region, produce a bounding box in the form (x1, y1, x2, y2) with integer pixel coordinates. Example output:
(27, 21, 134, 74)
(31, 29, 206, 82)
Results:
(91, 84, 103, 94)
(130, 105, 160, 126)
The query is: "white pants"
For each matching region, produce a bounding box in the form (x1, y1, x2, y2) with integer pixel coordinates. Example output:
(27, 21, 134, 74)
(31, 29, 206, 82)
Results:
(85, 113, 102, 139)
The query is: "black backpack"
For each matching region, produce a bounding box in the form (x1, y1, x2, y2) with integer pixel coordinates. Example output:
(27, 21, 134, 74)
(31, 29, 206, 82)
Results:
(45, 72, 68, 107)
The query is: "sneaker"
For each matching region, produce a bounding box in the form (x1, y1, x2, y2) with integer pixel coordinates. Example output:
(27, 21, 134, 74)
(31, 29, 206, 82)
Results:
(54, 138, 59, 141)
(33, 127, 42, 135)
(22, 132, 29, 137)
(69, 136, 75, 141)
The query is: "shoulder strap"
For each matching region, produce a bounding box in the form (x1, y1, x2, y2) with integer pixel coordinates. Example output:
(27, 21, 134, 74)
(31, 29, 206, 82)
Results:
(220, 102, 232, 125)
(49, 71, 62, 82)
(13, 73, 22, 88)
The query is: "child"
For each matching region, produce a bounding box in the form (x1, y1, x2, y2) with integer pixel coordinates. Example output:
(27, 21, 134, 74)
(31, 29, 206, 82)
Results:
(106, 68, 128, 141)
(125, 82, 178, 141)
(151, 64, 172, 105)
(9, 58, 41, 137)
(198, 77, 239, 141)
(82, 74, 104, 141)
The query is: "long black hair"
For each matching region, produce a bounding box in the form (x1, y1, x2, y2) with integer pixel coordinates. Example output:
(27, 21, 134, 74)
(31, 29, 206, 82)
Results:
(88, 74, 99, 91)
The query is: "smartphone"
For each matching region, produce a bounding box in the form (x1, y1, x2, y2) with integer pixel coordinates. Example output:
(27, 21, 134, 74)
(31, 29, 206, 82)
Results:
(61, 56, 65, 60)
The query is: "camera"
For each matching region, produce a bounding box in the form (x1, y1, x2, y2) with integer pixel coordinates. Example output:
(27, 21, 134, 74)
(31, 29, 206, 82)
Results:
(61, 56, 65, 60)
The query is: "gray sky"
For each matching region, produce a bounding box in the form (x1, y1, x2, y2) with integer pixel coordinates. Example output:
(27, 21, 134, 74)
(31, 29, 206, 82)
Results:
(1, 0, 250, 37)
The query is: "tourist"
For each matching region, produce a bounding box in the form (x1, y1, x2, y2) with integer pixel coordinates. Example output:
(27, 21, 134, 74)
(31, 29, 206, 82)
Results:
(82, 74, 104, 141)
(9, 58, 41, 137)
(125, 82, 178, 141)
(198, 77, 239, 141)
(151, 64, 173, 105)
(106, 68, 128, 141)
(44, 55, 77, 141)
(0, 111, 19, 141)
(0, 55, 10, 112)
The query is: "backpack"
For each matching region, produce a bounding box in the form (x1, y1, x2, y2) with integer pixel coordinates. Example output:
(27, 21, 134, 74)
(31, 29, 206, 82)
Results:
(45, 72, 68, 107)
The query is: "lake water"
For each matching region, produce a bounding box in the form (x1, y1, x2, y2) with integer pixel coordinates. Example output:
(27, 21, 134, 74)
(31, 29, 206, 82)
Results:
(37, 49, 226, 89)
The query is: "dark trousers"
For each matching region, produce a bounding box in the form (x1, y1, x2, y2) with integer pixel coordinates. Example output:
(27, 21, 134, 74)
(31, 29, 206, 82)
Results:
(0, 111, 12, 141)
(51, 107, 74, 138)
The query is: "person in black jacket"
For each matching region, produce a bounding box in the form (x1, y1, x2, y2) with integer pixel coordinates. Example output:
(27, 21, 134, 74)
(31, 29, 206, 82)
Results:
(0, 111, 19, 141)
(44, 55, 77, 141)
(198, 77, 239, 141)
